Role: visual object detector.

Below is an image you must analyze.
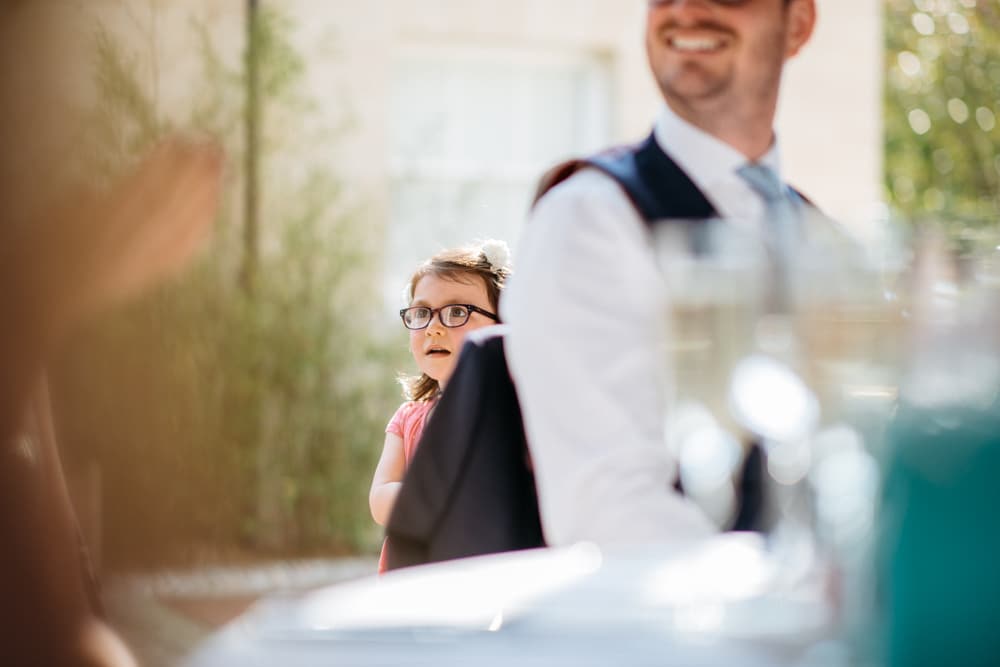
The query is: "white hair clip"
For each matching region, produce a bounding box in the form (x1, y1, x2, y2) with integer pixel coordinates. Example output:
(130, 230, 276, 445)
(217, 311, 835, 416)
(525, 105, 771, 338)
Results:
(480, 239, 511, 273)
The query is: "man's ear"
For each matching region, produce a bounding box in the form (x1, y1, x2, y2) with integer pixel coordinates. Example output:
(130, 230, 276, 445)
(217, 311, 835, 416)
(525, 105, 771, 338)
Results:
(784, 0, 816, 59)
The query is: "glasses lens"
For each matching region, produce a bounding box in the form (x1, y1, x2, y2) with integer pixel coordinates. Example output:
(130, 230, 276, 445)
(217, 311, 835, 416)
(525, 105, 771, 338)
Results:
(441, 305, 470, 327)
(403, 307, 431, 329)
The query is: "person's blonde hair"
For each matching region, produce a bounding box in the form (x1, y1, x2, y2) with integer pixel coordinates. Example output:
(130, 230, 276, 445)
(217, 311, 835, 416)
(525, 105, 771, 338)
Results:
(400, 240, 511, 401)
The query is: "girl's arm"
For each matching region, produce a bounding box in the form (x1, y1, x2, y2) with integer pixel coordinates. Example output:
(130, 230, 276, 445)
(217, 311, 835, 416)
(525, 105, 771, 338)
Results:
(369, 432, 406, 526)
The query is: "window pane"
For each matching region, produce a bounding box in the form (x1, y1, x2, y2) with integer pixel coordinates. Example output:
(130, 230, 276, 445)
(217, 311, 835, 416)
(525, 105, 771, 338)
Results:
(386, 45, 611, 305)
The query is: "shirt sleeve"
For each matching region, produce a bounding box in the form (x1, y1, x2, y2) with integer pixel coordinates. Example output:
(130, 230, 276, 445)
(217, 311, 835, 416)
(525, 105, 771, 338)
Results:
(501, 169, 716, 547)
(385, 401, 412, 437)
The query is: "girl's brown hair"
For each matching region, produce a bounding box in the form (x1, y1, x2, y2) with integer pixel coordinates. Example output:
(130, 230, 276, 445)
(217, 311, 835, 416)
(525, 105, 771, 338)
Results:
(401, 240, 511, 401)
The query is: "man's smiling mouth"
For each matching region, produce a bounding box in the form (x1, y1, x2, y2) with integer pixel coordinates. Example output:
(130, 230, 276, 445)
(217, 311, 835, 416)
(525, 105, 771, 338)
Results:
(669, 35, 725, 53)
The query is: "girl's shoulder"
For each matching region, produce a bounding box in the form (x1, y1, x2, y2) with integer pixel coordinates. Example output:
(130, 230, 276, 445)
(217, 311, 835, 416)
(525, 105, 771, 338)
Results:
(397, 399, 435, 419)
(390, 400, 416, 419)
(387, 399, 434, 430)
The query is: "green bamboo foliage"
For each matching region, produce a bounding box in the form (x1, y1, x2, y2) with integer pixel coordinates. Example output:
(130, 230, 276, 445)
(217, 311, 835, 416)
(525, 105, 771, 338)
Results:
(54, 5, 404, 568)
(885, 0, 1000, 231)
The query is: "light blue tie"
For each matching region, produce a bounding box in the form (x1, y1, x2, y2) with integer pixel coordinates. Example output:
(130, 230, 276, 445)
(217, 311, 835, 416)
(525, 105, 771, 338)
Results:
(736, 163, 799, 312)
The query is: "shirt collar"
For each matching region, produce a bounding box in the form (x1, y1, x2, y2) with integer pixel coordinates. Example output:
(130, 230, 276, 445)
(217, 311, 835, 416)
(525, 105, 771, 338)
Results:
(651, 104, 784, 219)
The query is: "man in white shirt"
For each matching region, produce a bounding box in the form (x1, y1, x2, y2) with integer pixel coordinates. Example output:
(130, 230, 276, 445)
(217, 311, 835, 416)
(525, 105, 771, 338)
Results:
(501, 0, 817, 546)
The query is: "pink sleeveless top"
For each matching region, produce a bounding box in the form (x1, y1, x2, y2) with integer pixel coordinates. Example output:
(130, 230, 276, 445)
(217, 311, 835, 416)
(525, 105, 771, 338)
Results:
(378, 399, 436, 574)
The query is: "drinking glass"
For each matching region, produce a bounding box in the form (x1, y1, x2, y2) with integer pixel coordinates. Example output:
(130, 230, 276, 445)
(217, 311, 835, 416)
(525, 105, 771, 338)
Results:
(651, 211, 896, 588)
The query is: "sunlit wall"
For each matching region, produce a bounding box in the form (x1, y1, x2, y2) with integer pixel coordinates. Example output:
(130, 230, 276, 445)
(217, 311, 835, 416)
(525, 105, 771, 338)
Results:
(82, 0, 884, 295)
(275, 0, 883, 300)
(780, 0, 884, 231)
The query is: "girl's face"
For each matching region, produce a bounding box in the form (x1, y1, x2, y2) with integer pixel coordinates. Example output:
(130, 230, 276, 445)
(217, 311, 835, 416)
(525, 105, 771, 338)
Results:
(407, 272, 496, 388)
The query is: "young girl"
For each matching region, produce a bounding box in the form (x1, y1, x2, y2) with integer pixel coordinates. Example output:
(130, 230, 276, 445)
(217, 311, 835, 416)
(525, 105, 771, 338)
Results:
(369, 239, 511, 573)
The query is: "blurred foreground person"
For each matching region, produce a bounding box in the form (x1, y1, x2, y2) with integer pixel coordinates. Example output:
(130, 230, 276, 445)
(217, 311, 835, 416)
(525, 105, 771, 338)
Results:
(0, 140, 223, 666)
(502, 0, 818, 545)
(0, 5, 223, 660)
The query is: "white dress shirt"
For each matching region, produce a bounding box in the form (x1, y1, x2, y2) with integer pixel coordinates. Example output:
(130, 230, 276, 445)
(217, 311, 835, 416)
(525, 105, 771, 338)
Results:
(501, 105, 783, 547)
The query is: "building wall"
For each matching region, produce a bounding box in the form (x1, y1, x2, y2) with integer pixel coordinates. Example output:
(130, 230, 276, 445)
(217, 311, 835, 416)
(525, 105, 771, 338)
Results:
(81, 0, 884, 266)
(779, 0, 885, 232)
(287, 0, 883, 238)
(282, 1, 645, 287)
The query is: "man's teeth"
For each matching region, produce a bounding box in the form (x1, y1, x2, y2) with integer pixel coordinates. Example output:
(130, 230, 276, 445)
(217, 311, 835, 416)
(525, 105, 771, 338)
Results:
(671, 37, 721, 52)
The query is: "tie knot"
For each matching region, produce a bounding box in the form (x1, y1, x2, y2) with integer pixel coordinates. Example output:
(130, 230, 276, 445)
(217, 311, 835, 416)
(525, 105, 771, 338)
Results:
(736, 163, 785, 203)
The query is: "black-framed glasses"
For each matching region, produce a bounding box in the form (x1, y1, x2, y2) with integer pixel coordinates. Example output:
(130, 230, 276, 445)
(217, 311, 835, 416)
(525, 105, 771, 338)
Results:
(399, 303, 499, 330)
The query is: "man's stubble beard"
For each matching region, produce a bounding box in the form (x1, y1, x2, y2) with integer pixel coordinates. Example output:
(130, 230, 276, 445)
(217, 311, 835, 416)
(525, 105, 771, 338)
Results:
(656, 61, 737, 131)
(656, 30, 788, 134)
(659, 62, 731, 105)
